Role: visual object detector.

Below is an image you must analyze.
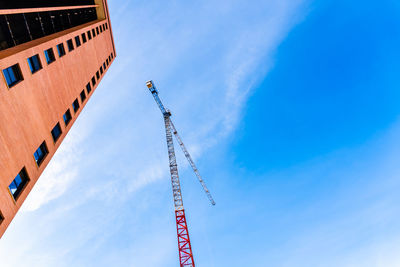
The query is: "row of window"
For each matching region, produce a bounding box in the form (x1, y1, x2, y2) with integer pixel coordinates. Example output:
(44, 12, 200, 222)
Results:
(0, 52, 114, 225)
(2, 22, 109, 89)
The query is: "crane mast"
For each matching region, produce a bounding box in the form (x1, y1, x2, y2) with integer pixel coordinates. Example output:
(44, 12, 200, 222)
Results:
(146, 80, 215, 267)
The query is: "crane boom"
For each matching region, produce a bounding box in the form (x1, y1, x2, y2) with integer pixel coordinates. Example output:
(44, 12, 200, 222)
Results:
(146, 80, 215, 205)
(146, 80, 215, 267)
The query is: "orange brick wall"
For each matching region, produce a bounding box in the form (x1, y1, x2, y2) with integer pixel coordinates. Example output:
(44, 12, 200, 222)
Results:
(0, 3, 115, 237)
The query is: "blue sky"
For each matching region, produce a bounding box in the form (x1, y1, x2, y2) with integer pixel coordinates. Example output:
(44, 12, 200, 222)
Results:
(1, 0, 400, 266)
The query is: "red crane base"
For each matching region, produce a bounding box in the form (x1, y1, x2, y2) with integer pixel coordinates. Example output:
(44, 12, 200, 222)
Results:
(175, 209, 195, 267)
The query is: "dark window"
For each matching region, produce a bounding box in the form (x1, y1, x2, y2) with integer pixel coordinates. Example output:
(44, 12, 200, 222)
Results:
(87, 30, 92, 40)
(100, 66, 103, 74)
(67, 39, 74, 51)
(92, 28, 96, 37)
(57, 43, 66, 57)
(106, 58, 109, 65)
(75, 36, 81, 47)
(2, 64, 23, 88)
(80, 89, 86, 102)
(27, 54, 42, 74)
(103, 24, 106, 31)
(108, 55, 111, 61)
(105, 23, 108, 29)
(0, 211, 3, 225)
(0, 7, 98, 52)
(96, 71, 100, 79)
(103, 62, 106, 70)
(44, 48, 56, 64)
(34, 141, 48, 167)
(91, 76, 96, 86)
(8, 167, 30, 200)
(86, 82, 91, 94)
(100, 26, 103, 33)
(51, 122, 62, 142)
(111, 53, 113, 59)
(96, 27, 99, 35)
(72, 98, 79, 113)
(81, 33, 87, 43)
(63, 109, 72, 126)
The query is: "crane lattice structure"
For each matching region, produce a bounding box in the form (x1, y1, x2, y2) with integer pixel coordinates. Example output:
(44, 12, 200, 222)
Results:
(146, 80, 215, 267)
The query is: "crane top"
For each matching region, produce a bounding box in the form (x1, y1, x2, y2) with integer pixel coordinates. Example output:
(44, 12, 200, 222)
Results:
(146, 80, 169, 116)
(146, 80, 158, 94)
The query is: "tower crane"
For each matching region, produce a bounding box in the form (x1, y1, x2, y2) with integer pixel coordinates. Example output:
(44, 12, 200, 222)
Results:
(146, 80, 215, 267)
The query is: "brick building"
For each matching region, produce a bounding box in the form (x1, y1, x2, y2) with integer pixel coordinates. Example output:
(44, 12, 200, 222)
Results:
(0, 0, 115, 238)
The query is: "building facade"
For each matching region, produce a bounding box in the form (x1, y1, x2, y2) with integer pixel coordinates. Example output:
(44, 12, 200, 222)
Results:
(0, 0, 115, 238)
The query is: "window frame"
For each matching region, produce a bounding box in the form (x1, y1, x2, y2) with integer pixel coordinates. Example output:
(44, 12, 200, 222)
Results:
(8, 167, 30, 201)
(80, 89, 86, 102)
(51, 122, 62, 143)
(57, 43, 66, 57)
(2, 64, 23, 88)
(67, 39, 74, 52)
(27, 54, 42, 74)
(44, 48, 56, 64)
(72, 98, 80, 113)
(0, 210, 4, 225)
(86, 82, 91, 94)
(75, 36, 81, 47)
(81, 32, 87, 43)
(63, 109, 72, 126)
(34, 141, 49, 167)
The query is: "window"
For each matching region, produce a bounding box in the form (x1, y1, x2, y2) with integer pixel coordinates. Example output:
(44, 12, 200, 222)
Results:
(8, 167, 29, 200)
(63, 109, 72, 126)
(34, 141, 48, 167)
(2, 64, 23, 88)
(103, 24, 106, 31)
(72, 98, 80, 113)
(92, 28, 96, 37)
(100, 26, 103, 33)
(57, 43, 66, 57)
(108, 55, 111, 61)
(87, 30, 92, 40)
(75, 36, 81, 47)
(91, 76, 96, 86)
(0, 211, 3, 225)
(105, 23, 108, 29)
(103, 62, 106, 70)
(44, 48, 56, 64)
(67, 39, 74, 52)
(96, 71, 100, 79)
(100, 66, 103, 75)
(27, 54, 42, 74)
(106, 58, 109, 66)
(96, 27, 99, 35)
(111, 53, 113, 59)
(51, 122, 62, 142)
(80, 89, 86, 102)
(81, 33, 87, 43)
(86, 82, 91, 94)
